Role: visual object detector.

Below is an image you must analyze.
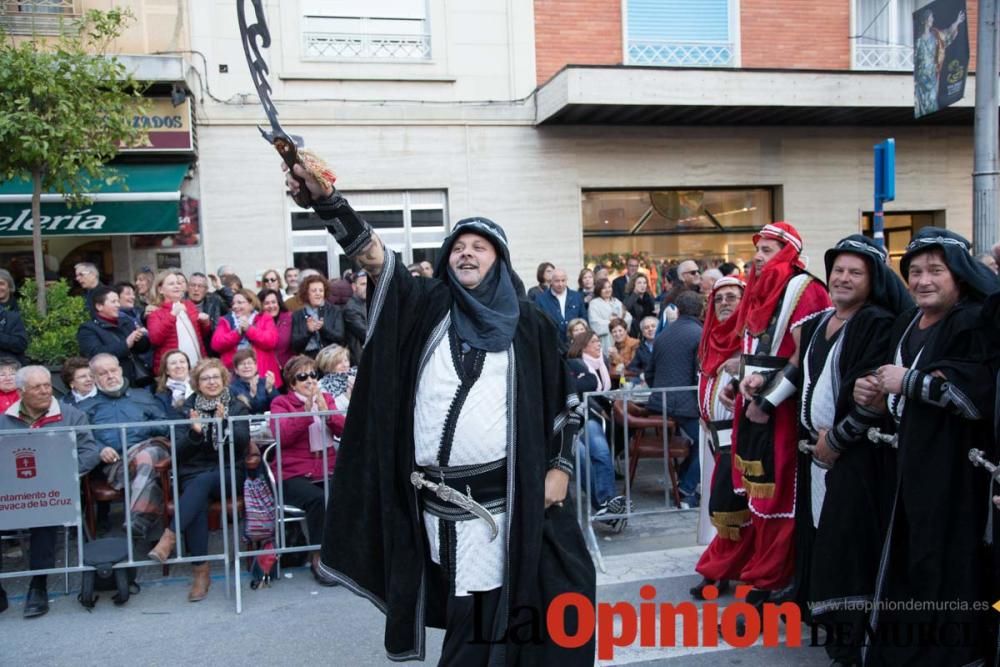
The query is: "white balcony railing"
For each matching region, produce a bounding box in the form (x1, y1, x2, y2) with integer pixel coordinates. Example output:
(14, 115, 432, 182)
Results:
(303, 31, 430, 60)
(854, 43, 913, 71)
(0, 0, 78, 35)
(627, 39, 735, 68)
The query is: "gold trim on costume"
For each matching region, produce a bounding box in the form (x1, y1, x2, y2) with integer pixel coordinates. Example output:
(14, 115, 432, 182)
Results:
(734, 454, 765, 477)
(710, 509, 751, 525)
(742, 478, 775, 498)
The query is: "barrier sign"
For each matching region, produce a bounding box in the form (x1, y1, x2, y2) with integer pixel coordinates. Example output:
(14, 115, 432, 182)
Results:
(0, 432, 80, 530)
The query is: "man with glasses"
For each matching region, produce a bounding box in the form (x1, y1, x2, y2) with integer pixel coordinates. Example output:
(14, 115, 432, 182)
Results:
(612, 256, 640, 301)
(659, 259, 702, 311)
(282, 163, 594, 664)
(74, 262, 104, 317)
(187, 272, 226, 351)
(0, 366, 100, 618)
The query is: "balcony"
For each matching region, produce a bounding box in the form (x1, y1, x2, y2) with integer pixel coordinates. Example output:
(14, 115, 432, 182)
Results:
(0, 0, 78, 35)
(627, 39, 734, 68)
(854, 43, 914, 71)
(303, 31, 430, 60)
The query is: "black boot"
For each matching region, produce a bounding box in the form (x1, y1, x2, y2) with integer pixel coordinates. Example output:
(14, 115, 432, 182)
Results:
(23, 577, 48, 618)
(689, 578, 730, 600)
(734, 588, 770, 636)
(0, 585, 7, 614)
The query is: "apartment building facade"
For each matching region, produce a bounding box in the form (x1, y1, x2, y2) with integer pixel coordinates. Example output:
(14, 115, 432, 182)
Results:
(2, 0, 982, 283)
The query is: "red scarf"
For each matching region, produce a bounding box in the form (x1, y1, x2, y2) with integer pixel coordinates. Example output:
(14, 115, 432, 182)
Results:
(733, 223, 805, 337)
(698, 278, 745, 377)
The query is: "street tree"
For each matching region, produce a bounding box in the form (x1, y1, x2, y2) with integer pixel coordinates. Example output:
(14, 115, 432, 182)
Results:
(0, 9, 147, 314)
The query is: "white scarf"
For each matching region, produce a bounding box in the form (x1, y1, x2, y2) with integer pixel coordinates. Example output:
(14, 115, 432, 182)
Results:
(582, 351, 611, 392)
(166, 378, 193, 406)
(72, 386, 97, 403)
(174, 304, 202, 367)
(294, 391, 331, 453)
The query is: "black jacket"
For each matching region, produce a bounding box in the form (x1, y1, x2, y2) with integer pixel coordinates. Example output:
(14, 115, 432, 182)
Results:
(291, 304, 348, 357)
(191, 292, 227, 349)
(645, 315, 701, 418)
(77, 316, 152, 384)
(175, 394, 250, 481)
(0, 306, 28, 364)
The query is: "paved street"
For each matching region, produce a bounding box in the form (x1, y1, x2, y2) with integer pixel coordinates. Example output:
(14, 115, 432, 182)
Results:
(1, 464, 831, 666)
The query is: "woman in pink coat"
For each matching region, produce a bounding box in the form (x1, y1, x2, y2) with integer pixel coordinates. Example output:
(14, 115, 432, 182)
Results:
(257, 288, 294, 369)
(269, 355, 346, 583)
(211, 289, 282, 388)
(146, 270, 211, 375)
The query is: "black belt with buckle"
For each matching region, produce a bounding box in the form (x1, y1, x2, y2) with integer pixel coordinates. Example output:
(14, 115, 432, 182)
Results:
(415, 458, 507, 522)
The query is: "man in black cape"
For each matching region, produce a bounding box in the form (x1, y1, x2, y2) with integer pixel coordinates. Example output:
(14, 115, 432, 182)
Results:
(793, 235, 912, 665)
(284, 164, 596, 665)
(853, 227, 999, 666)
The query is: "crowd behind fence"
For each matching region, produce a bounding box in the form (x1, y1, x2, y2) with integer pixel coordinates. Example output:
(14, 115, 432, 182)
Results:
(2, 386, 701, 610)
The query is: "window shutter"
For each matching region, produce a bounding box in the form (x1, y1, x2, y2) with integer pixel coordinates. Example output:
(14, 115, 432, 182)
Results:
(626, 0, 730, 42)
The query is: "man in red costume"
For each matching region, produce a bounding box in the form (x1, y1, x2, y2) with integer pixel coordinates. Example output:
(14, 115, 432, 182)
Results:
(727, 222, 831, 612)
(690, 275, 753, 599)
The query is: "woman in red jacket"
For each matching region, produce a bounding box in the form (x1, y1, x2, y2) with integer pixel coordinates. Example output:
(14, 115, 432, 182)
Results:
(268, 355, 345, 583)
(146, 270, 211, 375)
(210, 289, 282, 388)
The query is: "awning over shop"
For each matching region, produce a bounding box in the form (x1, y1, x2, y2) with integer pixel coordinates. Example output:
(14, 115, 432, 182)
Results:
(0, 163, 189, 237)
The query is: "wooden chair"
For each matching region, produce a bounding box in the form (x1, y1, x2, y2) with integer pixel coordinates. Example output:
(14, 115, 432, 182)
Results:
(611, 399, 690, 507)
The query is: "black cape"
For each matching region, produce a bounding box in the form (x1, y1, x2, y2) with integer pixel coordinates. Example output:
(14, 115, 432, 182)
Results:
(867, 301, 998, 667)
(793, 305, 897, 659)
(319, 249, 595, 665)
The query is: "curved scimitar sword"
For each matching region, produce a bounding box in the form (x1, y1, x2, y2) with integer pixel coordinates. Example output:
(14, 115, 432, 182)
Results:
(237, 0, 312, 207)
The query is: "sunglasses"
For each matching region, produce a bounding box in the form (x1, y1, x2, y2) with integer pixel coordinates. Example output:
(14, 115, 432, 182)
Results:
(294, 371, 319, 382)
(263, 277, 279, 283)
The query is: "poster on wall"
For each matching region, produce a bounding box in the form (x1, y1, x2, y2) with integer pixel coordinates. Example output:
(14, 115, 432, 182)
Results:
(913, 0, 969, 118)
(130, 194, 200, 249)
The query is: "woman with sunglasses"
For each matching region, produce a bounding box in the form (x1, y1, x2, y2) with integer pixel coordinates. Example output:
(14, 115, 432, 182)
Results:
(260, 269, 283, 292)
(268, 355, 346, 584)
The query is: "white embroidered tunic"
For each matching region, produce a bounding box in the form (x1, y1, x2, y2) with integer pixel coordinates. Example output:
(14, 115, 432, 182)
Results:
(413, 324, 510, 596)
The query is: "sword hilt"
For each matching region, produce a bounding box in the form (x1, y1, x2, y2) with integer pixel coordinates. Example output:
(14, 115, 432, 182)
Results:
(968, 448, 1000, 480)
(867, 427, 898, 447)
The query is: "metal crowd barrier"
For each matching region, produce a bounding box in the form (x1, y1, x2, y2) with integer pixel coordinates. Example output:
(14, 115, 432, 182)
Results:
(573, 385, 699, 572)
(0, 417, 232, 597)
(227, 409, 346, 614)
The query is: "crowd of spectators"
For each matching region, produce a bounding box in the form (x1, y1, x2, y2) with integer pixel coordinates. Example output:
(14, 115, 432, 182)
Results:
(0, 262, 362, 616)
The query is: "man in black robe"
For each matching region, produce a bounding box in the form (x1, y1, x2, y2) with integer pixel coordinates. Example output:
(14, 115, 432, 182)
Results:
(853, 227, 999, 666)
(284, 164, 595, 665)
(793, 235, 912, 666)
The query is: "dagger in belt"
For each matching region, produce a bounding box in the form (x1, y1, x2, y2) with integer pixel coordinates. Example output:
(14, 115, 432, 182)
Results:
(410, 472, 500, 541)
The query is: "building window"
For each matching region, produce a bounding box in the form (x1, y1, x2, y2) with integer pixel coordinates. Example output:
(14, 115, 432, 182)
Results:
(853, 0, 927, 70)
(301, 0, 430, 61)
(582, 187, 773, 269)
(625, 0, 736, 67)
(289, 189, 447, 277)
(1, 0, 78, 35)
(860, 210, 938, 273)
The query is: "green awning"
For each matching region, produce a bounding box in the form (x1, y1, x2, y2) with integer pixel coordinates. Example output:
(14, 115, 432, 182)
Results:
(0, 163, 189, 237)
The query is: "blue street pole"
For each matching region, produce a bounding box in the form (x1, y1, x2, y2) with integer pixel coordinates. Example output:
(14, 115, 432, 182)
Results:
(873, 139, 895, 251)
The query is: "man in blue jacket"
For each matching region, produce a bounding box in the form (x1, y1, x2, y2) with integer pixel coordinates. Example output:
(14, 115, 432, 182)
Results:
(535, 268, 586, 342)
(77, 287, 151, 387)
(645, 291, 704, 507)
(79, 354, 168, 538)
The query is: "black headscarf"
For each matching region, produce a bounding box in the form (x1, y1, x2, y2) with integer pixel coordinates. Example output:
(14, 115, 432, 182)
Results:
(433, 217, 521, 353)
(899, 227, 1000, 302)
(824, 234, 914, 315)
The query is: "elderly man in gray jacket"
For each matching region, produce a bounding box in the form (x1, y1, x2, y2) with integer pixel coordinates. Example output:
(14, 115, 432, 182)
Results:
(0, 365, 100, 618)
(645, 290, 705, 508)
